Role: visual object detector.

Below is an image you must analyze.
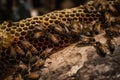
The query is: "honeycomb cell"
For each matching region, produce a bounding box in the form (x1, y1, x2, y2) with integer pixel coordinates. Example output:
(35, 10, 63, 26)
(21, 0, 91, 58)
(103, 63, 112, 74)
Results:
(39, 16, 43, 20)
(90, 13, 95, 17)
(6, 28, 11, 31)
(29, 25, 35, 29)
(15, 33, 20, 36)
(46, 14, 51, 17)
(19, 36, 24, 40)
(65, 14, 69, 17)
(67, 18, 72, 21)
(25, 35, 29, 39)
(55, 13, 59, 17)
(70, 14, 75, 17)
(33, 39, 38, 43)
(79, 18, 83, 21)
(12, 26, 17, 29)
(61, 11, 65, 14)
(16, 28, 22, 32)
(50, 16, 56, 19)
(88, 18, 94, 21)
(10, 30, 15, 34)
(20, 31, 26, 35)
(23, 27, 28, 30)
(62, 18, 67, 21)
(20, 23, 24, 27)
(37, 42, 42, 46)
(73, 10, 77, 13)
(49, 20, 54, 23)
(44, 22, 49, 26)
(48, 44, 54, 48)
(44, 41, 49, 45)
(76, 13, 80, 17)
(96, 13, 101, 17)
(89, 6, 94, 11)
(44, 17, 49, 21)
(81, 13, 85, 17)
(39, 38, 44, 42)
(31, 21, 36, 24)
(83, 18, 88, 21)
(78, 9, 82, 12)
(25, 22, 30, 26)
(33, 17, 39, 20)
(1, 26, 6, 29)
(86, 13, 90, 17)
(73, 17, 78, 20)
(7, 23, 12, 27)
(41, 46, 47, 50)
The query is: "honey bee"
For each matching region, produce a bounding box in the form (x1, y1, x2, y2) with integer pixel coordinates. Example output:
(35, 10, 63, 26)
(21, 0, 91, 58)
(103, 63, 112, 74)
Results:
(33, 25, 45, 39)
(70, 21, 82, 34)
(109, 4, 117, 12)
(40, 48, 53, 59)
(15, 45, 25, 56)
(105, 12, 115, 24)
(105, 26, 120, 39)
(33, 32, 42, 39)
(106, 39, 116, 53)
(54, 25, 63, 33)
(21, 41, 38, 54)
(94, 22, 101, 35)
(26, 51, 32, 59)
(31, 59, 45, 70)
(58, 22, 70, 33)
(94, 42, 110, 57)
(29, 56, 39, 64)
(48, 33, 59, 44)
(17, 62, 28, 73)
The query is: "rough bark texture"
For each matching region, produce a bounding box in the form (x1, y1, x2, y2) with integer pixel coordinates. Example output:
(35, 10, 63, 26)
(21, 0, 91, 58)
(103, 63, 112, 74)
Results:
(39, 37, 120, 80)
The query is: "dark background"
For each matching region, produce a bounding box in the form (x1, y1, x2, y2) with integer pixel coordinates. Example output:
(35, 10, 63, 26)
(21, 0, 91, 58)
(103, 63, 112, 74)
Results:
(0, 0, 88, 23)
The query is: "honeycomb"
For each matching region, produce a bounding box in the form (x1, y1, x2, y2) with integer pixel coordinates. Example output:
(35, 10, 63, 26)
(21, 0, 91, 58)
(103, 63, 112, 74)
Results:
(0, 0, 120, 79)
(0, 4, 102, 56)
